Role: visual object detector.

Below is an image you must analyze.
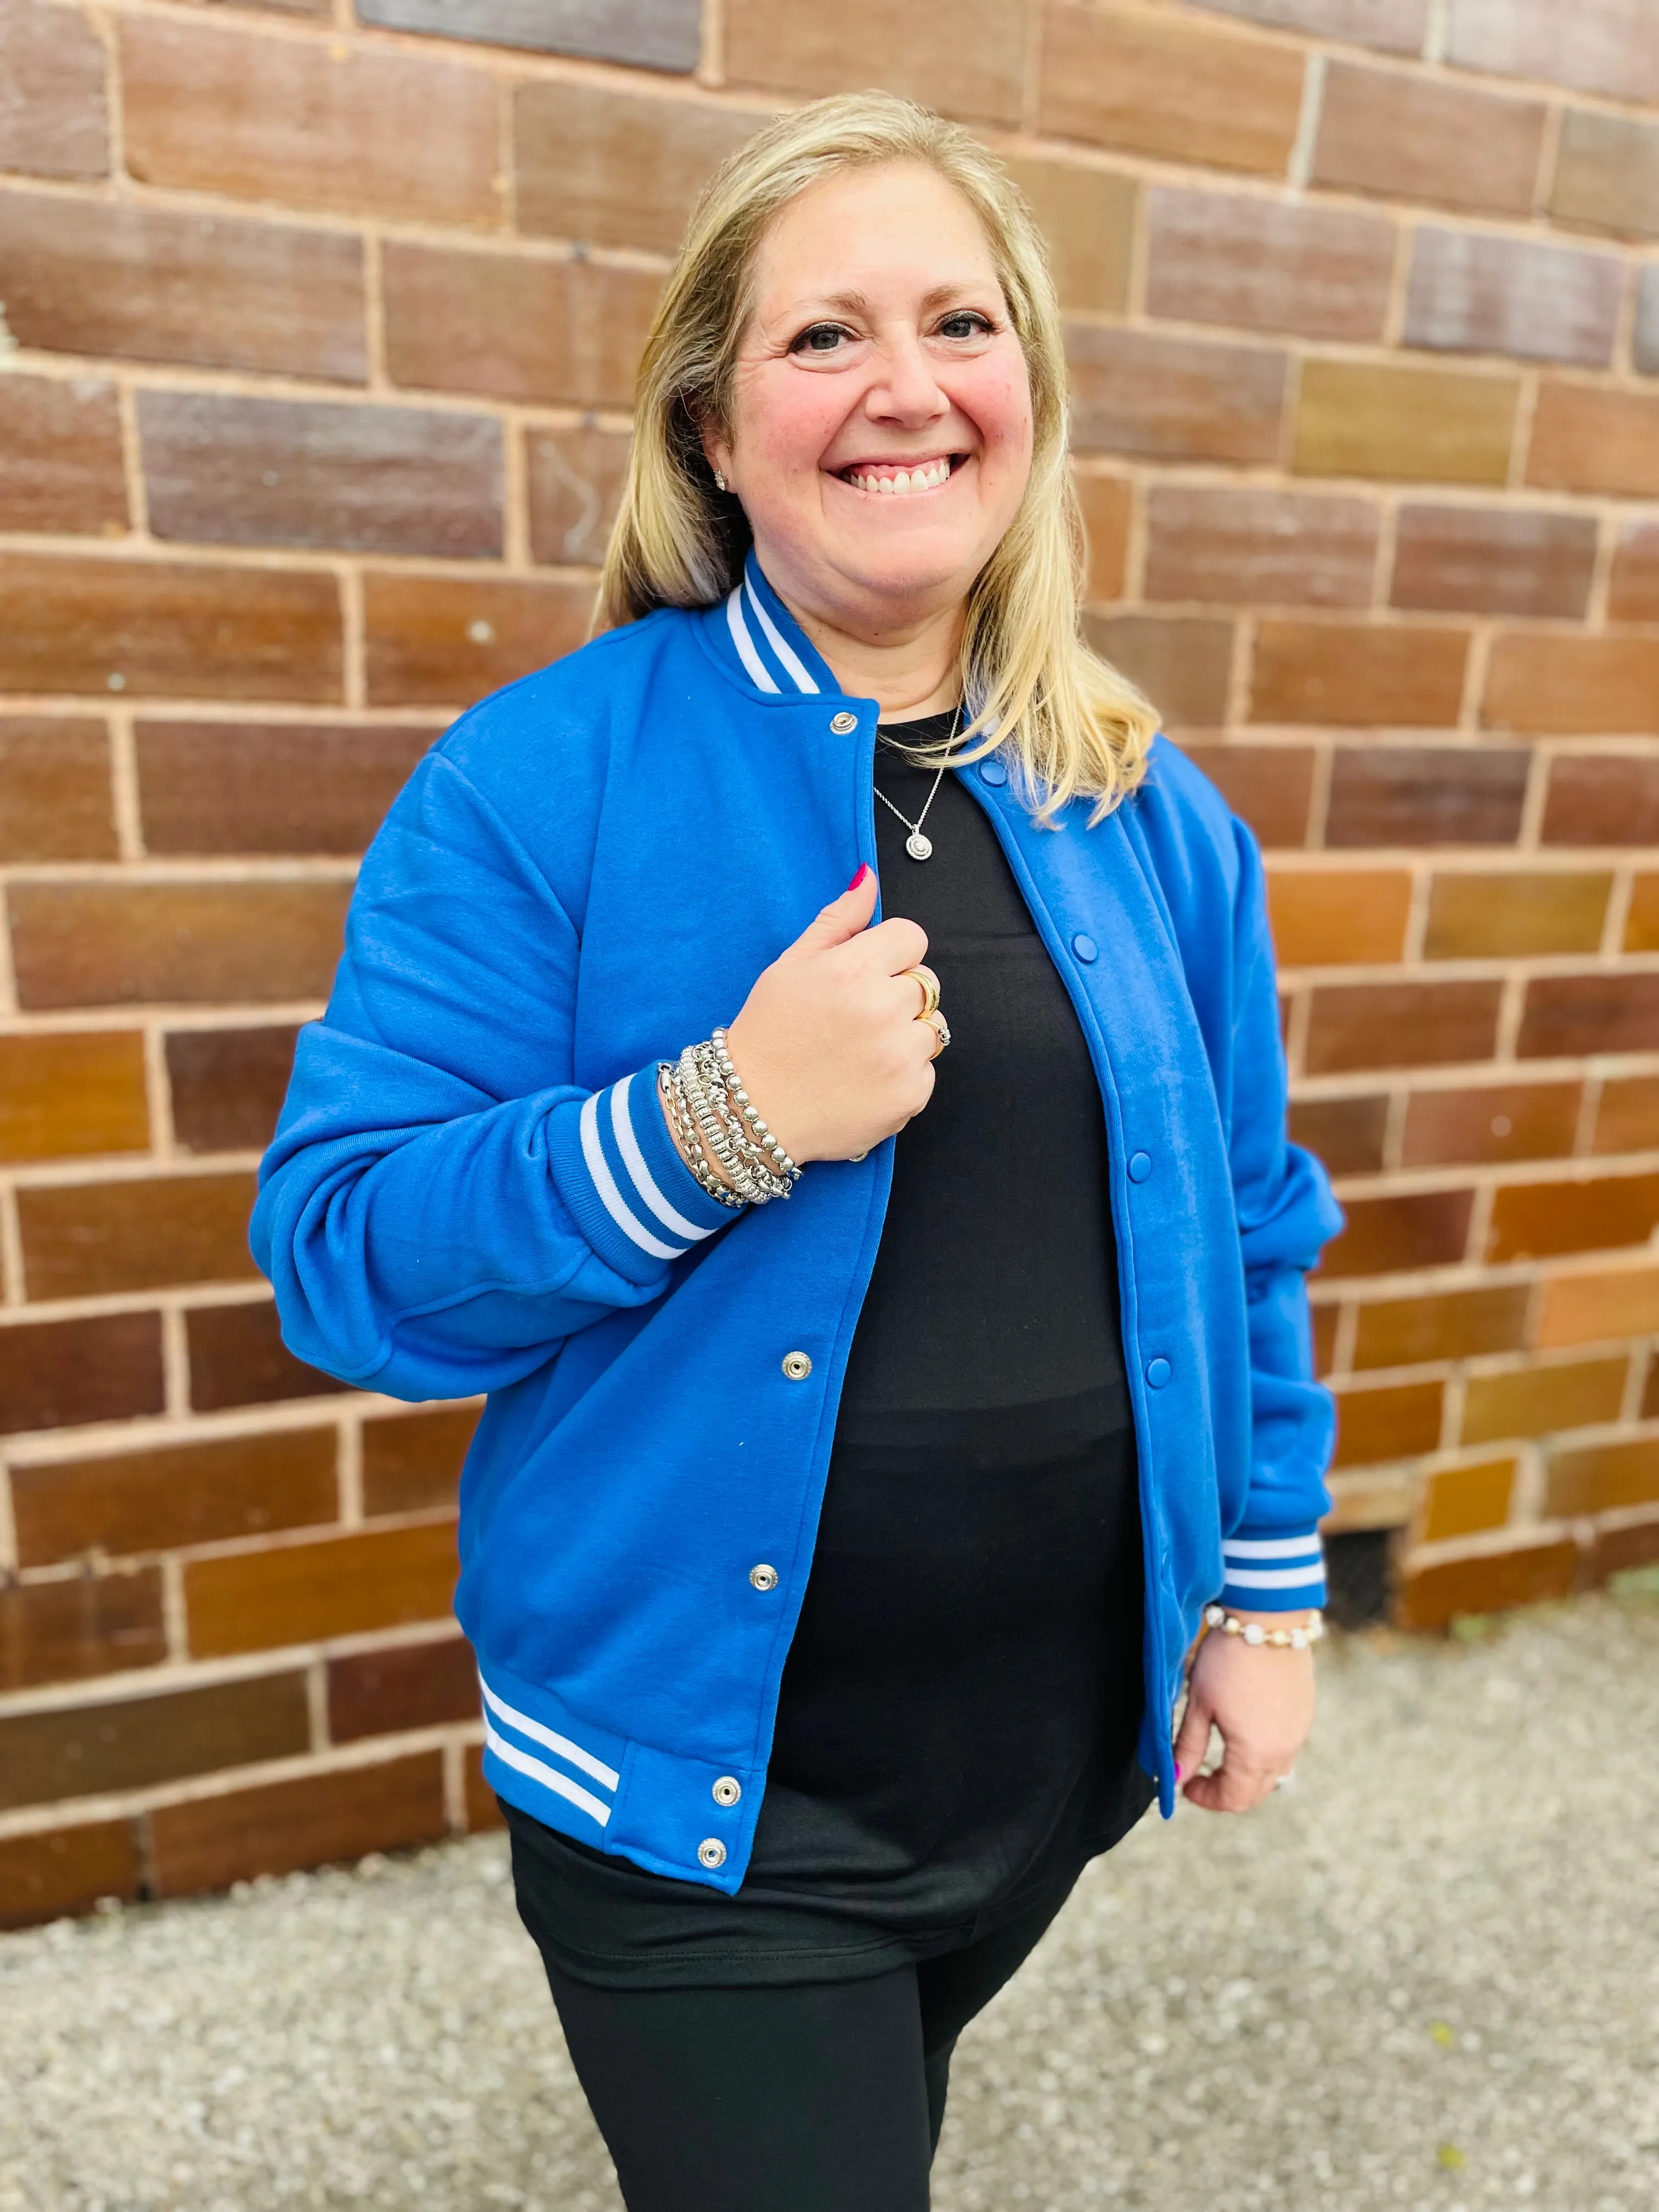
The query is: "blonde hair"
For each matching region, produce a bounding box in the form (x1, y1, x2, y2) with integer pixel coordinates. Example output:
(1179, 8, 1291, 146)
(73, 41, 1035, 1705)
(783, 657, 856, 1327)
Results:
(599, 91, 1155, 821)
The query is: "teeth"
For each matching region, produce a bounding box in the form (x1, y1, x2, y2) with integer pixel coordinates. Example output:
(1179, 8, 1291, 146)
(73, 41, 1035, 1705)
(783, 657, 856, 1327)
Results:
(847, 459, 952, 495)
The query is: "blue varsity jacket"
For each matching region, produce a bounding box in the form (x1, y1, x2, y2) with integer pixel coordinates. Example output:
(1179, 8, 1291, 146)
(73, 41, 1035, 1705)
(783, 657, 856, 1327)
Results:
(252, 553, 1343, 1894)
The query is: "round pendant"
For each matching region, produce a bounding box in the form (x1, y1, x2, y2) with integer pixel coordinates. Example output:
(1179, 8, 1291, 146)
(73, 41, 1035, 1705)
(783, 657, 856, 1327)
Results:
(905, 832, 933, 861)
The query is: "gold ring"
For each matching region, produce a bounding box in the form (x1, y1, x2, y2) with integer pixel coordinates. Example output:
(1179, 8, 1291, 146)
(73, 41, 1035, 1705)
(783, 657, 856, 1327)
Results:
(922, 1009, 950, 1058)
(902, 964, 941, 1020)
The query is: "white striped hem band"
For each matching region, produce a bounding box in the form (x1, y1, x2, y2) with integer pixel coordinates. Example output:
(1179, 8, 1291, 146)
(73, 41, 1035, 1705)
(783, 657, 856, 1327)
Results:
(1224, 1536, 1325, 1560)
(478, 1674, 620, 1830)
(1223, 1564, 1327, 1589)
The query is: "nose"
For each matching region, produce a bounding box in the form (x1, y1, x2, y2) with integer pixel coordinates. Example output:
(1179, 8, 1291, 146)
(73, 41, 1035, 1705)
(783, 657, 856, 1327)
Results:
(865, 332, 950, 428)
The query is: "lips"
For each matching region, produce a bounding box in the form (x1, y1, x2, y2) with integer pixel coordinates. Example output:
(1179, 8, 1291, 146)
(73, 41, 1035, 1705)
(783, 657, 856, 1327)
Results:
(836, 454, 964, 496)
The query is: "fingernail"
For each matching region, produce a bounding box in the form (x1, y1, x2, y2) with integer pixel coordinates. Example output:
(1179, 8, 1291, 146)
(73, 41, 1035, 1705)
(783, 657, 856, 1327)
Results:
(845, 863, 870, 891)
(1173, 1762, 1183, 1781)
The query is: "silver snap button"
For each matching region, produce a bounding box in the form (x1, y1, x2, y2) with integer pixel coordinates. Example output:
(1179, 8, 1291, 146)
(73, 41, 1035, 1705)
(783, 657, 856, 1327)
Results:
(698, 1837, 727, 1869)
(781, 1350, 812, 1380)
(713, 1776, 741, 1806)
(830, 710, 858, 735)
(749, 1563, 778, 1591)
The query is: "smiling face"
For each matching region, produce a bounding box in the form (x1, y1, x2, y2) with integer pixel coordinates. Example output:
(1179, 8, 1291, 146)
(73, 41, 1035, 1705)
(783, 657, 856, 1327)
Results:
(705, 160, 1035, 640)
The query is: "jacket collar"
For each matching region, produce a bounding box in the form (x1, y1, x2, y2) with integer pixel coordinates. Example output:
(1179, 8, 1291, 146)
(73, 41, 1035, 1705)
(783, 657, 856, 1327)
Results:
(707, 554, 846, 702)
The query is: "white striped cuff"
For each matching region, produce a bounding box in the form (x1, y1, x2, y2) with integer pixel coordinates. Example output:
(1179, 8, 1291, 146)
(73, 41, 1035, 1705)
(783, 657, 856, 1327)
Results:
(561, 1064, 736, 1283)
(1220, 1530, 1327, 1612)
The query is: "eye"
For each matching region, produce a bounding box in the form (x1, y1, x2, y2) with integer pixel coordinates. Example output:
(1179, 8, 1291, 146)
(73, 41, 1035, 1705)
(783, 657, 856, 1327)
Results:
(937, 309, 995, 340)
(791, 322, 853, 356)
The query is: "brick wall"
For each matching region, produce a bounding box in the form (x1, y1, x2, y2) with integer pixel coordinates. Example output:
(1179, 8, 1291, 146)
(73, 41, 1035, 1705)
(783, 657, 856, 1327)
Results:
(2, 0, 1657, 1925)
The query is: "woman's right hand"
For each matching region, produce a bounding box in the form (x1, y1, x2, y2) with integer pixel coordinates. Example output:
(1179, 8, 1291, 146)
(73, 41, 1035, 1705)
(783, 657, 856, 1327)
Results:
(721, 865, 939, 1166)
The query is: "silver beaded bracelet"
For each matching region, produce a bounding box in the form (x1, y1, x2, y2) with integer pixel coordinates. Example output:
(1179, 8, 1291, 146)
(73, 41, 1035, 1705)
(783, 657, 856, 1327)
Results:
(659, 1032, 802, 1208)
(1203, 1604, 1324, 1651)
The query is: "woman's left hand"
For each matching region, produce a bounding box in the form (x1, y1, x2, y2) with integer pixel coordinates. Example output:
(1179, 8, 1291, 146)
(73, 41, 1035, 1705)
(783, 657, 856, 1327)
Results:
(1172, 1613, 1316, 1813)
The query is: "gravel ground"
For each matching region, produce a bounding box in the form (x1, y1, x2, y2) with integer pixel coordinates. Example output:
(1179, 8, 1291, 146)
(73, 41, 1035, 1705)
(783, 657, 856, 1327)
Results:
(3, 1589, 1656, 2212)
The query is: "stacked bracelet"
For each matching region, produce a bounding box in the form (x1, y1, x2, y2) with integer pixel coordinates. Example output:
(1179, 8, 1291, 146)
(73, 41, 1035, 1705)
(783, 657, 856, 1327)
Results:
(1203, 1604, 1324, 1651)
(659, 1030, 802, 1209)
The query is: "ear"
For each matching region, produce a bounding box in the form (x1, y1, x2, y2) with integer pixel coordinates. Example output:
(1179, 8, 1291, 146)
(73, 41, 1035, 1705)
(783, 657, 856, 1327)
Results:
(699, 416, 733, 490)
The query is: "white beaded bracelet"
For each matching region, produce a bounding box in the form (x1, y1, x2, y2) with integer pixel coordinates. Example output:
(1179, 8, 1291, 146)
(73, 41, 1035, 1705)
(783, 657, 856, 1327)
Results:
(1203, 1603, 1324, 1651)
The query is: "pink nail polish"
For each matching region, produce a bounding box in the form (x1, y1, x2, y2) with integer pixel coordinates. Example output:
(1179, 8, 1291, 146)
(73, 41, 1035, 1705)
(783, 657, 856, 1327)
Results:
(845, 863, 869, 891)
(1173, 1762, 1184, 1781)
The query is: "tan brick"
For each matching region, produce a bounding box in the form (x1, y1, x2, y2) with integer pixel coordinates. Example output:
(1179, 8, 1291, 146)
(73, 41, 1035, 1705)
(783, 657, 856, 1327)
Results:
(1542, 756, 1659, 847)
(1266, 867, 1412, 966)
(464, 1741, 505, 1831)
(1332, 1378, 1443, 1466)
(1606, 522, 1659, 625)
(383, 244, 658, 409)
(167, 1026, 300, 1156)
(1463, 1359, 1628, 1446)
(0, 718, 115, 861)
(187, 1299, 343, 1414)
(1006, 157, 1137, 315)
(1545, 1436, 1659, 1519)
(137, 721, 433, 856)
(1486, 1171, 1659, 1265)
(362, 1406, 481, 1517)
(1593, 1077, 1659, 1158)
(516, 80, 760, 255)
(0, 374, 126, 535)
(150, 1752, 448, 1897)
(1068, 326, 1288, 465)
(1526, 382, 1659, 499)
(1626, 874, 1659, 955)
(1250, 622, 1468, 727)
(1396, 1536, 1579, 1632)
(0, 0, 108, 178)
(1073, 472, 1132, 607)
(727, 0, 1025, 123)
(0, 555, 342, 702)
(1403, 228, 1621, 369)
(1352, 1284, 1530, 1370)
(1040, 3, 1304, 176)
(1177, 743, 1316, 848)
(1400, 1081, 1581, 1169)
(1637, 267, 1659, 375)
(1084, 614, 1234, 730)
(1549, 109, 1659, 241)
(138, 393, 503, 559)
(1589, 1511, 1659, 1583)
(1190, 0, 1428, 52)
(0, 1032, 149, 1165)
(1483, 634, 1659, 737)
(0, 1671, 308, 1812)
(1519, 974, 1659, 1060)
(19, 1171, 259, 1301)
(363, 573, 592, 707)
(0, 190, 366, 382)
(1294, 361, 1519, 486)
(1325, 746, 1530, 848)
(1146, 188, 1395, 342)
(122, 16, 499, 227)
(1423, 872, 1610, 959)
(1445, 0, 1659, 107)
(1311, 1300, 1340, 1377)
(0, 1567, 166, 1691)
(0, 1312, 164, 1436)
(1305, 981, 1500, 1074)
(10, 881, 351, 1011)
(184, 1519, 459, 1657)
(0, 1822, 139, 1932)
(1144, 486, 1379, 609)
(1390, 505, 1598, 620)
(12, 1429, 338, 1567)
(1535, 1265, 1659, 1348)
(328, 1634, 478, 1741)
(526, 423, 631, 571)
(1288, 1093, 1389, 1176)
(1311, 60, 1545, 217)
(1320, 1187, 1475, 1274)
(1418, 1457, 1515, 1543)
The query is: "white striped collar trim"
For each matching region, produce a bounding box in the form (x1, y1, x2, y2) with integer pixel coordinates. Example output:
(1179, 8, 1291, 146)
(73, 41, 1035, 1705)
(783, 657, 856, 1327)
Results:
(1224, 1535, 1324, 1559)
(723, 565, 825, 697)
(742, 574, 820, 693)
(579, 1090, 684, 1261)
(725, 584, 778, 693)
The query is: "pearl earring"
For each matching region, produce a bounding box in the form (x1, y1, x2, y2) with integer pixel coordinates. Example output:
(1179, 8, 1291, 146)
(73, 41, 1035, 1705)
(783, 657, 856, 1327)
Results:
(713, 471, 726, 492)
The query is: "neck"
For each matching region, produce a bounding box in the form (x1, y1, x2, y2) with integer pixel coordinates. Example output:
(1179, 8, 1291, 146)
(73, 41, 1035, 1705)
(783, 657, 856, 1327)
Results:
(767, 578, 966, 720)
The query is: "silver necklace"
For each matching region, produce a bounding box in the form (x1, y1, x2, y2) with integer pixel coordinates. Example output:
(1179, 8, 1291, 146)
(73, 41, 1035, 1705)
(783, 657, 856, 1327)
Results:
(874, 707, 961, 862)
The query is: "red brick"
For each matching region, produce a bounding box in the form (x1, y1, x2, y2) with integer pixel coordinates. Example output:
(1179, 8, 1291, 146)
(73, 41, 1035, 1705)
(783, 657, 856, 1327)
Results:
(1607, 523, 1659, 625)
(328, 1634, 478, 1742)
(1486, 1171, 1659, 1265)
(0, 190, 366, 382)
(1288, 1093, 1389, 1176)
(10, 880, 351, 1011)
(1324, 746, 1530, 847)
(1267, 867, 1411, 965)
(1039, 3, 1304, 174)
(1463, 1358, 1629, 1446)
(1146, 188, 1395, 342)
(1294, 360, 1520, 486)
(138, 393, 503, 560)
(1352, 1284, 1530, 1369)
(1637, 267, 1659, 375)
(1541, 757, 1659, 847)
(1188, 1, 1428, 52)
(516, 80, 761, 255)
(1390, 506, 1597, 619)
(359, 0, 698, 69)
(727, 0, 1024, 122)
(383, 243, 658, 409)
(0, 0, 108, 178)
(184, 1519, 458, 1657)
(1403, 228, 1621, 368)
(1396, 1537, 1580, 1631)
(0, 1822, 139, 1931)
(527, 423, 632, 571)
(1311, 60, 1545, 217)
(1311, 1300, 1340, 1376)
(1321, 1188, 1475, 1277)
(1484, 634, 1659, 738)
(0, 1312, 165, 1436)
(0, 374, 126, 535)
(0, 1568, 166, 1691)
(1545, 1436, 1659, 1519)
(1251, 624, 1469, 727)
(19, 1171, 259, 1301)
(1083, 614, 1234, 730)
(1526, 382, 1659, 499)
(1074, 472, 1132, 607)
(1176, 743, 1315, 847)
(1144, 486, 1379, 610)
(1445, 0, 1659, 106)
(464, 1741, 505, 1832)
(187, 1300, 345, 1414)
(1590, 1512, 1659, 1583)
(1418, 1456, 1515, 1542)
(1536, 1264, 1659, 1348)
(0, 554, 342, 702)
(1518, 974, 1659, 1060)
(363, 572, 595, 707)
(1549, 109, 1659, 241)
(1007, 157, 1137, 317)
(0, 718, 115, 860)
(167, 1026, 301, 1156)
(1423, 871, 1610, 958)
(12, 1429, 338, 1567)
(137, 722, 433, 856)
(1306, 981, 1500, 1075)
(0, 1669, 300, 1813)
(1594, 1076, 1659, 1156)
(362, 1406, 481, 1517)
(149, 1752, 448, 1897)
(0, 1032, 149, 1164)
(1331, 1378, 1443, 1466)
(121, 15, 500, 226)
(1067, 326, 1287, 465)
(1400, 1081, 1581, 1169)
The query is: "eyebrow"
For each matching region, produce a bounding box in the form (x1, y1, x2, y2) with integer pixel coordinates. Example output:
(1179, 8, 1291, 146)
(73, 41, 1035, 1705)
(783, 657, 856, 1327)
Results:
(789, 281, 996, 320)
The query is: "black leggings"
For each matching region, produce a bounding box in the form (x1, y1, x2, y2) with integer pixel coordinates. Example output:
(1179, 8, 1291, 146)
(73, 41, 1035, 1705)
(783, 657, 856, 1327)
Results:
(537, 1884, 1075, 2212)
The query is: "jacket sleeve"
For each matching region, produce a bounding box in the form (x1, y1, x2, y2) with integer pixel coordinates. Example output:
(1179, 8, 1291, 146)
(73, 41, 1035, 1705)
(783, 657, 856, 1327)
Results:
(250, 749, 738, 1403)
(1218, 817, 1345, 1612)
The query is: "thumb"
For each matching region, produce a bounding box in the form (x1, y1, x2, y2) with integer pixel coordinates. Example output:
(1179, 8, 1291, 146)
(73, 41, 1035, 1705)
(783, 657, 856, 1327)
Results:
(791, 862, 878, 955)
(1173, 1681, 1215, 1793)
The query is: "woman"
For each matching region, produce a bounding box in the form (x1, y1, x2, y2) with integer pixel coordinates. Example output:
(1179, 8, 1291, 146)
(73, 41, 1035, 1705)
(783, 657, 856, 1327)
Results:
(254, 92, 1340, 2210)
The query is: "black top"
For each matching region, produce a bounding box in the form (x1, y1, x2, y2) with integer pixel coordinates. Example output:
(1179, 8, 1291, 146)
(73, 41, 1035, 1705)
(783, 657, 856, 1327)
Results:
(504, 714, 1153, 1987)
